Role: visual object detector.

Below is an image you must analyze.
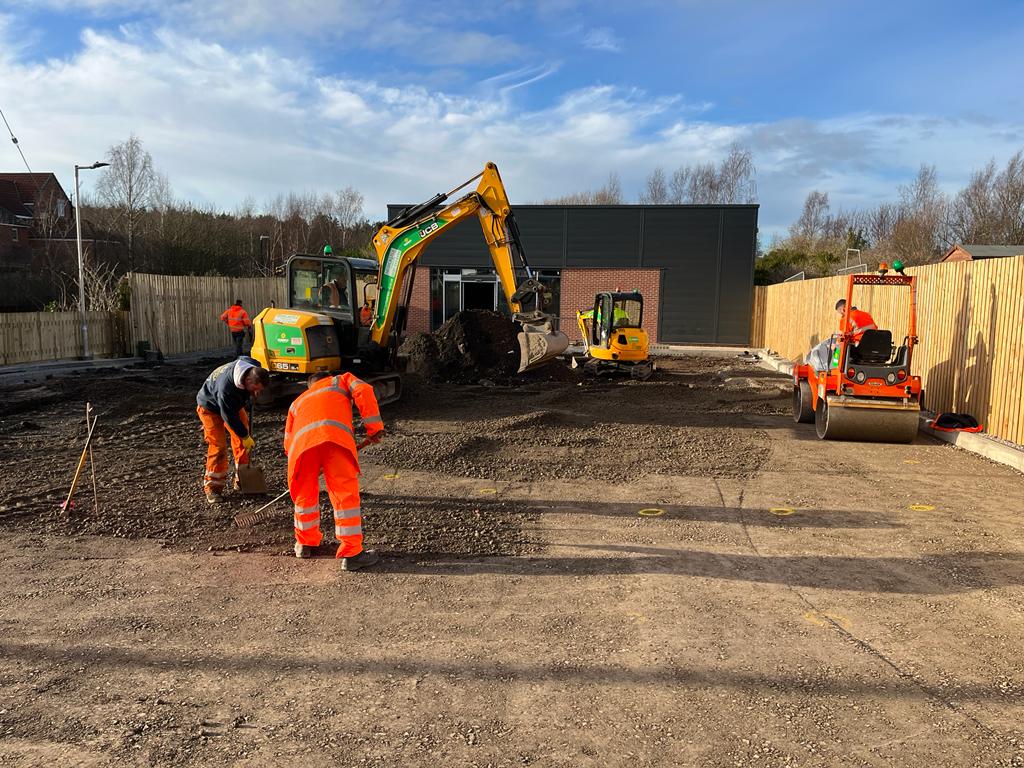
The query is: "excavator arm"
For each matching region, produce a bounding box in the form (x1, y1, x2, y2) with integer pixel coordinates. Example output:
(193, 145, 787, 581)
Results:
(369, 162, 568, 372)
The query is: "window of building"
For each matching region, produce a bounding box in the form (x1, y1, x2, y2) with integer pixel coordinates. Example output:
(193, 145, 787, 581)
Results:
(56, 200, 66, 218)
(428, 267, 561, 330)
(11, 227, 18, 242)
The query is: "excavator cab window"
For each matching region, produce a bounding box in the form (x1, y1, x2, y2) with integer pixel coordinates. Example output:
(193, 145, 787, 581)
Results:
(289, 257, 353, 320)
(612, 296, 642, 329)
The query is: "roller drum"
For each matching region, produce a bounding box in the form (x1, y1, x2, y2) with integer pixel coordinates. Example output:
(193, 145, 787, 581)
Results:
(815, 396, 919, 443)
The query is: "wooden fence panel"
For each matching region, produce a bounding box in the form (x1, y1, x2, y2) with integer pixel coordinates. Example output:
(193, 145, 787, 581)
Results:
(127, 273, 287, 356)
(0, 311, 127, 365)
(750, 255, 1024, 445)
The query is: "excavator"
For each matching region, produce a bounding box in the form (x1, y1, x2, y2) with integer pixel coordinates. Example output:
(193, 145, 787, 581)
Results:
(573, 291, 654, 380)
(250, 163, 569, 404)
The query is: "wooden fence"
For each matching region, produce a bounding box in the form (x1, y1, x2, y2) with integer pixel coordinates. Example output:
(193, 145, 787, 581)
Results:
(0, 311, 128, 366)
(127, 273, 286, 356)
(751, 255, 1024, 445)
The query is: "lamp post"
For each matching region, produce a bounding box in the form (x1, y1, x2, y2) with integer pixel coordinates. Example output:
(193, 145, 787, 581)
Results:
(259, 234, 270, 272)
(74, 161, 109, 359)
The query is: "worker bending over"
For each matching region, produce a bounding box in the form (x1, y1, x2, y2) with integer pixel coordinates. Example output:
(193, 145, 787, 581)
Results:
(284, 372, 384, 569)
(221, 299, 252, 357)
(196, 356, 269, 503)
(805, 299, 878, 372)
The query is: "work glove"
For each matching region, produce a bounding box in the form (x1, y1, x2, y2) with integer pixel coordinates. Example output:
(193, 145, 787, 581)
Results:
(242, 435, 255, 452)
(367, 430, 384, 445)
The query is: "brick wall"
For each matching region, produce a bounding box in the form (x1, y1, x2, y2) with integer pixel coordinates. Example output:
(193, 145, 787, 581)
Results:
(404, 266, 432, 335)
(560, 268, 662, 344)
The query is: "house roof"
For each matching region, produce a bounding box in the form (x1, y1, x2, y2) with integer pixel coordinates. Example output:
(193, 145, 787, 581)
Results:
(953, 244, 1024, 260)
(0, 178, 33, 218)
(0, 172, 70, 214)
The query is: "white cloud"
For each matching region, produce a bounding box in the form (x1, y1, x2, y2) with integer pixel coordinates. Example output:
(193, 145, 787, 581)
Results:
(581, 27, 622, 53)
(1, 23, 1021, 243)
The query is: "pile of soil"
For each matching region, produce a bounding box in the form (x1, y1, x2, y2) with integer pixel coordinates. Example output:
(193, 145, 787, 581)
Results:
(399, 310, 522, 383)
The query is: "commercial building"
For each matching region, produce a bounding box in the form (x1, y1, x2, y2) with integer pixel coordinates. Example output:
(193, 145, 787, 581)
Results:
(391, 203, 759, 345)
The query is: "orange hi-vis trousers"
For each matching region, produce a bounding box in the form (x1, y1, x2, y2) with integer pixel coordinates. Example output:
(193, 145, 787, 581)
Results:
(289, 442, 362, 558)
(197, 405, 251, 493)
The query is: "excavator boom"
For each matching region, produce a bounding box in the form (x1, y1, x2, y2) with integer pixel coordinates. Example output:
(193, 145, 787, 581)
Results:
(369, 163, 568, 372)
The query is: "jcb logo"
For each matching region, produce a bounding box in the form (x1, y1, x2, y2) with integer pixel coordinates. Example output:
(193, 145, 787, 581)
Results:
(418, 222, 439, 238)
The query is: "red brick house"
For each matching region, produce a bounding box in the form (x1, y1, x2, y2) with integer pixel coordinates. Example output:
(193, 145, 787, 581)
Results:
(941, 244, 1024, 262)
(0, 172, 124, 311)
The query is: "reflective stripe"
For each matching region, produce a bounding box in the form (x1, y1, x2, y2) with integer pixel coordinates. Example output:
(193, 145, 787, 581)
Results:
(334, 507, 361, 519)
(293, 504, 319, 516)
(205, 471, 228, 479)
(335, 524, 362, 537)
(291, 419, 355, 443)
(294, 516, 320, 531)
(362, 415, 383, 425)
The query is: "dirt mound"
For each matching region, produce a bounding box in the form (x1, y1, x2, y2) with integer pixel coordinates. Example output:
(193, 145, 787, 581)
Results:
(399, 310, 522, 383)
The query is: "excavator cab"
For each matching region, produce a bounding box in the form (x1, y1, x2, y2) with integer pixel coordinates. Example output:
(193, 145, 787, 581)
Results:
(574, 291, 653, 380)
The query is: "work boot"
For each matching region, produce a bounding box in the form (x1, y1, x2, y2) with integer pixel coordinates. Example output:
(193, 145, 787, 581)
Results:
(341, 549, 380, 571)
(294, 542, 313, 559)
(205, 490, 224, 505)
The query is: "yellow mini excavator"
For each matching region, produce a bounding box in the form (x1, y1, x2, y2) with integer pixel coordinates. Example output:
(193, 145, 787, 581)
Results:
(250, 163, 569, 404)
(573, 291, 654, 380)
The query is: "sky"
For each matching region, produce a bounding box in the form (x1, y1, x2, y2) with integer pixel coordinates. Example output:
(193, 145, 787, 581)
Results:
(1, 0, 1023, 241)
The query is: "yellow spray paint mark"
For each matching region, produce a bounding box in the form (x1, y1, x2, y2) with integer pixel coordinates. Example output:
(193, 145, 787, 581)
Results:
(803, 610, 852, 631)
(903, 459, 921, 465)
(769, 507, 797, 517)
(909, 503, 936, 512)
(638, 508, 666, 517)
(625, 611, 648, 624)
(382, 473, 401, 480)
(477, 488, 498, 495)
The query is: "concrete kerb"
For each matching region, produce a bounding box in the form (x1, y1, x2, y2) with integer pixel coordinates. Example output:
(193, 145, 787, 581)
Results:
(752, 347, 1024, 474)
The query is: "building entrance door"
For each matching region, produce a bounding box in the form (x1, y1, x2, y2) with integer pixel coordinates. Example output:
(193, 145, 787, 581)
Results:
(461, 280, 496, 312)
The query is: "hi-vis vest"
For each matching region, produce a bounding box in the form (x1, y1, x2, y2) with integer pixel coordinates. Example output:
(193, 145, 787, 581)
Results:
(283, 373, 383, 480)
(221, 305, 251, 332)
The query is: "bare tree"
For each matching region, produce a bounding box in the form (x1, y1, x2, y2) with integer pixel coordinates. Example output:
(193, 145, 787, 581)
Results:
(639, 168, 669, 204)
(890, 164, 948, 264)
(334, 186, 365, 250)
(95, 135, 158, 269)
(948, 150, 1024, 245)
(789, 190, 831, 253)
(544, 172, 623, 205)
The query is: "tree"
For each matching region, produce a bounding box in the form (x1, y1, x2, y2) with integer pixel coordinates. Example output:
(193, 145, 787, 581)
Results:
(667, 144, 757, 204)
(948, 150, 1024, 245)
(95, 135, 158, 269)
(544, 172, 623, 205)
(639, 168, 669, 204)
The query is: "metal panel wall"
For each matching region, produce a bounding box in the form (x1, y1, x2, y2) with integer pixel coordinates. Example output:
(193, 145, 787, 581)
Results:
(384, 202, 759, 343)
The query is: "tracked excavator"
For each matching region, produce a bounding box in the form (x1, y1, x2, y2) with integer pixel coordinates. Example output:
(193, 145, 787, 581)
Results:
(792, 264, 922, 442)
(250, 163, 569, 404)
(573, 291, 654, 380)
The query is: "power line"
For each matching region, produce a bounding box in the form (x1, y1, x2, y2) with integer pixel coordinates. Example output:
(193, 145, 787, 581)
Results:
(0, 106, 33, 174)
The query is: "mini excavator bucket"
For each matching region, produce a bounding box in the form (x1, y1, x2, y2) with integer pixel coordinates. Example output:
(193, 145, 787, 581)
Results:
(515, 313, 570, 373)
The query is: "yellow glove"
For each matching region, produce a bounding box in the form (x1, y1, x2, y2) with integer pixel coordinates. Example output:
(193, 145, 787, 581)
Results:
(242, 435, 255, 452)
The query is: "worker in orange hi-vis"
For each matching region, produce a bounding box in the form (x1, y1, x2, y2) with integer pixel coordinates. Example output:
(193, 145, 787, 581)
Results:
(805, 298, 878, 372)
(220, 299, 251, 357)
(284, 371, 384, 570)
(196, 356, 269, 504)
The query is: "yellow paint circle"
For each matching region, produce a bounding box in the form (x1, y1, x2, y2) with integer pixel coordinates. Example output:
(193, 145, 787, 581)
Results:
(803, 610, 852, 630)
(477, 488, 498, 495)
(638, 508, 666, 517)
(909, 503, 936, 512)
(382, 473, 401, 480)
(769, 507, 797, 516)
(903, 459, 921, 465)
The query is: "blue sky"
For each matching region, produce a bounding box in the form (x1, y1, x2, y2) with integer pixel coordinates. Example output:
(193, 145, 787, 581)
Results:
(1, 0, 1023, 240)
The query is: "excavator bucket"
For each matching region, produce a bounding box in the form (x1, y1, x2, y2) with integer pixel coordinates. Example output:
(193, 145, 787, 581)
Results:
(516, 317, 570, 373)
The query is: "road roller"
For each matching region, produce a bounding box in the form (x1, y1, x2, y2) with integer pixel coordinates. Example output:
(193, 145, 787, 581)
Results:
(792, 265, 922, 443)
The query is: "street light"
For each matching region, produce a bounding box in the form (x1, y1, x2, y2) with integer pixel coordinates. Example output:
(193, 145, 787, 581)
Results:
(74, 161, 109, 359)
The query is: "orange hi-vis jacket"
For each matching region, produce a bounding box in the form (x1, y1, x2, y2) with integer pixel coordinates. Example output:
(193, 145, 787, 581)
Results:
(283, 373, 383, 481)
(843, 308, 877, 343)
(221, 304, 251, 332)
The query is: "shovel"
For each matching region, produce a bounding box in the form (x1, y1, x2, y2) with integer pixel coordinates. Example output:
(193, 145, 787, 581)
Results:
(235, 404, 268, 495)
